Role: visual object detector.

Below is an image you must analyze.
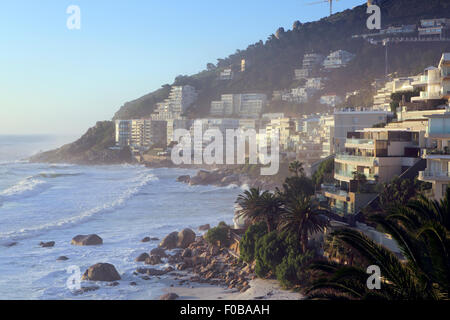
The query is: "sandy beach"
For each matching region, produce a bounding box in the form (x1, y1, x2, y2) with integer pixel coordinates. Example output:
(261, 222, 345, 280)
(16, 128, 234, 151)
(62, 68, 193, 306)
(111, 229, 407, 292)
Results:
(162, 278, 304, 300)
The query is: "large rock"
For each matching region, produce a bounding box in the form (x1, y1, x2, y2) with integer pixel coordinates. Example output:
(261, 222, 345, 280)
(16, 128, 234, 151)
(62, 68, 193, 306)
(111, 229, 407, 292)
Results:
(159, 232, 179, 250)
(145, 255, 162, 265)
(71, 234, 103, 246)
(177, 229, 196, 249)
(176, 175, 190, 183)
(160, 293, 179, 300)
(198, 224, 210, 231)
(39, 241, 55, 248)
(150, 247, 168, 258)
(82, 263, 121, 281)
(135, 253, 150, 262)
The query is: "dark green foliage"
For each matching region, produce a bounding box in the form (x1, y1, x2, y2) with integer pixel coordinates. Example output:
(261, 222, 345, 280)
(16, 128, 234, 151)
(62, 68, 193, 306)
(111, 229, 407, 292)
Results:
(312, 158, 334, 187)
(276, 176, 315, 202)
(379, 176, 420, 209)
(276, 250, 314, 289)
(205, 223, 230, 246)
(254, 231, 292, 278)
(240, 221, 267, 263)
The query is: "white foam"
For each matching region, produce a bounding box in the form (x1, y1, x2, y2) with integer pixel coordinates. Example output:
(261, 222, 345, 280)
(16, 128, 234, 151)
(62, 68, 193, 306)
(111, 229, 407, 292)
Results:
(0, 177, 48, 200)
(0, 172, 158, 242)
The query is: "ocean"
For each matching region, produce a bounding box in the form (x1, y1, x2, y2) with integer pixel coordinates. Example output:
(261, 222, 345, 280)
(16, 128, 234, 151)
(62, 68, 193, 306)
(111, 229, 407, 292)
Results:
(0, 135, 242, 299)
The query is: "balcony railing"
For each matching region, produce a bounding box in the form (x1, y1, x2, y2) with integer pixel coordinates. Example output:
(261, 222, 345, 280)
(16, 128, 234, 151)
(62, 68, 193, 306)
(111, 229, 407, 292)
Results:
(419, 170, 450, 179)
(336, 153, 375, 164)
(345, 138, 374, 146)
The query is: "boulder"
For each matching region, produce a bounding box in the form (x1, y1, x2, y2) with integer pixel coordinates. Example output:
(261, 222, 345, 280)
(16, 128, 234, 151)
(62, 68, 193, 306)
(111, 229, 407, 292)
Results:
(141, 237, 151, 243)
(82, 263, 121, 281)
(150, 247, 168, 258)
(39, 241, 55, 248)
(71, 234, 103, 246)
(136, 268, 168, 276)
(198, 224, 210, 231)
(145, 255, 162, 265)
(176, 229, 196, 249)
(4, 241, 18, 247)
(57, 256, 69, 261)
(135, 253, 150, 262)
(150, 237, 159, 241)
(181, 248, 192, 258)
(159, 232, 179, 250)
(176, 175, 190, 183)
(160, 293, 179, 300)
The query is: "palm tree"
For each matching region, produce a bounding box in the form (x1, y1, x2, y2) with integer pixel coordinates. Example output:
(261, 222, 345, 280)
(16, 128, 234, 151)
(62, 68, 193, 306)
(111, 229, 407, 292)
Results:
(236, 187, 284, 233)
(289, 160, 305, 177)
(306, 194, 450, 300)
(278, 194, 329, 253)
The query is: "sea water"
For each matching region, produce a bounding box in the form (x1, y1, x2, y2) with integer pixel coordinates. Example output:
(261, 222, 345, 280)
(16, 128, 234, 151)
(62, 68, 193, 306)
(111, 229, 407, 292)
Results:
(0, 135, 242, 299)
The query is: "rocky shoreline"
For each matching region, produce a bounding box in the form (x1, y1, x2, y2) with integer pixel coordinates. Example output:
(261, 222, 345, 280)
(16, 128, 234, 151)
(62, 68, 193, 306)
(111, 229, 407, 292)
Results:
(175, 168, 282, 191)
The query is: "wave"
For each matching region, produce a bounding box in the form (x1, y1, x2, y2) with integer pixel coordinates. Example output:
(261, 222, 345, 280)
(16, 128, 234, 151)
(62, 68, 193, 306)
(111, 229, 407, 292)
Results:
(0, 171, 158, 242)
(35, 172, 82, 179)
(0, 177, 49, 201)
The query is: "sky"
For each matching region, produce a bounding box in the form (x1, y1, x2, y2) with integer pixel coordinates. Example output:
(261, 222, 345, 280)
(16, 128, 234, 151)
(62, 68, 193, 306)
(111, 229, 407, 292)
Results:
(0, 0, 365, 136)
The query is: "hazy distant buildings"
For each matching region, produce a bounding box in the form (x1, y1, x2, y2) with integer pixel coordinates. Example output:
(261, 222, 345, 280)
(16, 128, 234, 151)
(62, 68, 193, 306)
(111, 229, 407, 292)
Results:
(115, 119, 167, 151)
(419, 18, 450, 39)
(323, 50, 355, 69)
(320, 94, 343, 108)
(152, 85, 197, 120)
(210, 93, 267, 118)
(219, 68, 233, 80)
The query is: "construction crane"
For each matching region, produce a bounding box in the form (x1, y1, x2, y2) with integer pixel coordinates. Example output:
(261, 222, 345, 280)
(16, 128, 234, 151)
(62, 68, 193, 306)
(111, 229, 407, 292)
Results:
(307, 0, 341, 16)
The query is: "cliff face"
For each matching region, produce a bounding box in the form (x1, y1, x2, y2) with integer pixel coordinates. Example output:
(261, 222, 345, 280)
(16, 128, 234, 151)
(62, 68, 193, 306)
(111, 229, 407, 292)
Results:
(30, 121, 133, 165)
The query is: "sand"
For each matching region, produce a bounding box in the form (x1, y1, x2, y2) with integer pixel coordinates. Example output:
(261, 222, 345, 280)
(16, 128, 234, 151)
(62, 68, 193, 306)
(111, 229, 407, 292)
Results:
(162, 278, 304, 300)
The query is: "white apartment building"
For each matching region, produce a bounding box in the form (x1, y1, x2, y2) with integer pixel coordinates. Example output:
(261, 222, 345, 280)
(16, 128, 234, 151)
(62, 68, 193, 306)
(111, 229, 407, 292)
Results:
(373, 76, 418, 111)
(320, 94, 343, 108)
(323, 50, 355, 69)
(116, 119, 167, 152)
(419, 18, 450, 39)
(306, 77, 325, 90)
(153, 85, 197, 120)
(167, 119, 192, 146)
(302, 53, 325, 69)
(210, 93, 267, 118)
(294, 68, 310, 80)
(219, 68, 233, 80)
(283, 87, 317, 104)
(419, 112, 450, 200)
(334, 109, 391, 153)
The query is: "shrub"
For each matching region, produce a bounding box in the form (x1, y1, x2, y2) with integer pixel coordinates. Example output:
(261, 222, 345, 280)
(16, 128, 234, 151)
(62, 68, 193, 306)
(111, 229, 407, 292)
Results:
(275, 251, 314, 289)
(254, 231, 288, 278)
(205, 223, 230, 246)
(239, 221, 267, 263)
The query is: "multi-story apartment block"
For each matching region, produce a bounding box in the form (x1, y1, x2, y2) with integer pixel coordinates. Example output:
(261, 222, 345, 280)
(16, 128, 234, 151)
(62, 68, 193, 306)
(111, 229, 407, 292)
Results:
(320, 94, 343, 108)
(302, 53, 325, 69)
(210, 93, 266, 118)
(419, 18, 450, 39)
(419, 112, 450, 200)
(116, 119, 167, 152)
(153, 85, 197, 120)
(294, 68, 310, 80)
(219, 68, 233, 80)
(334, 109, 391, 153)
(283, 87, 317, 104)
(373, 76, 418, 111)
(115, 120, 132, 147)
(265, 118, 296, 151)
(306, 77, 325, 90)
(166, 119, 192, 146)
(323, 50, 355, 69)
(326, 127, 424, 216)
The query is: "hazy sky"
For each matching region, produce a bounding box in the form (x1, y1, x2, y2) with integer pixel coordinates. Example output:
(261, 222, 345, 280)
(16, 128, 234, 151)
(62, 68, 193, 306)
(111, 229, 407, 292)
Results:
(0, 0, 364, 135)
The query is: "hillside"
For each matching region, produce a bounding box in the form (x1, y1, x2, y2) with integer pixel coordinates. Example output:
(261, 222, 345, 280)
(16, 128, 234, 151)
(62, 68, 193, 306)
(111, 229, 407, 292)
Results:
(113, 0, 450, 119)
(30, 121, 132, 165)
(32, 0, 450, 163)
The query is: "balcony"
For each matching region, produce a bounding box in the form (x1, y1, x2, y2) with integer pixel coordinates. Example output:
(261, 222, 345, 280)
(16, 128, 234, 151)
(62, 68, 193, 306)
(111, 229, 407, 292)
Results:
(419, 170, 450, 181)
(345, 138, 374, 148)
(336, 153, 375, 165)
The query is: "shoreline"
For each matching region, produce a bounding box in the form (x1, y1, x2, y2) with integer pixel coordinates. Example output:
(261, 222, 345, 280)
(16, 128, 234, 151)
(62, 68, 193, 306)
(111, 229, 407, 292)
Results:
(161, 278, 304, 300)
